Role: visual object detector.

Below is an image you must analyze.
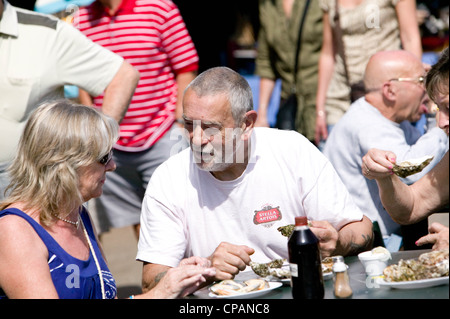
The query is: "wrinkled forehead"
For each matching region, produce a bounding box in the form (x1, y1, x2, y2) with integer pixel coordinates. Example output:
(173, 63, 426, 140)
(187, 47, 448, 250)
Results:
(183, 89, 234, 124)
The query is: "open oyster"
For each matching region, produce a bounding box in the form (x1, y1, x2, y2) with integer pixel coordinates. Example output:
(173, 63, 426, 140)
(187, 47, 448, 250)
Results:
(392, 155, 434, 178)
(277, 220, 313, 238)
(210, 279, 269, 296)
(250, 259, 288, 278)
(277, 224, 295, 237)
(322, 257, 333, 274)
(383, 249, 449, 282)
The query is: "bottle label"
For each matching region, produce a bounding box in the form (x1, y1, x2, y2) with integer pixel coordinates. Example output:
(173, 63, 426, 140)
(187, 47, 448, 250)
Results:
(289, 263, 298, 277)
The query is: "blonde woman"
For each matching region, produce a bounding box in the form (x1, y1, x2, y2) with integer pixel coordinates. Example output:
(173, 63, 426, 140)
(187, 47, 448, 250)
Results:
(0, 100, 214, 299)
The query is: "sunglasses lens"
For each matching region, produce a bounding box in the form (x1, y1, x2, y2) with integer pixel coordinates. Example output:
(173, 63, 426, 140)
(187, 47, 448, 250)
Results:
(99, 151, 112, 165)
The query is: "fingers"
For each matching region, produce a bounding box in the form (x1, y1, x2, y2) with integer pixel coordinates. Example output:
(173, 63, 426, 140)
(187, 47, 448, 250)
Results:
(159, 265, 216, 299)
(179, 256, 211, 268)
(416, 223, 449, 250)
(415, 233, 437, 247)
(310, 221, 338, 257)
(209, 242, 255, 280)
(428, 222, 447, 233)
(362, 149, 397, 179)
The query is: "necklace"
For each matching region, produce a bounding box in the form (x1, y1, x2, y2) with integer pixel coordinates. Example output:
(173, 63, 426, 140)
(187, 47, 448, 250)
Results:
(53, 213, 80, 228)
(81, 218, 106, 299)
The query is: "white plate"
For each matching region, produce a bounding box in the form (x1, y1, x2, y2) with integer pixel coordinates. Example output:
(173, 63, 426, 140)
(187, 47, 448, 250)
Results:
(268, 271, 331, 285)
(377, 276, 449, 289)
(208, 282, 283, 299)
(323, 271, 333, 280)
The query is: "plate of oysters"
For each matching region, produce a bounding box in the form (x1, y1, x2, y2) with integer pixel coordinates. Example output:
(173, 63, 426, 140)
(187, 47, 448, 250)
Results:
(249, 257, 333, 283)
(275, 224, 334, 281)
(377, 249, 449, 289)
(208, 279, 282, 299)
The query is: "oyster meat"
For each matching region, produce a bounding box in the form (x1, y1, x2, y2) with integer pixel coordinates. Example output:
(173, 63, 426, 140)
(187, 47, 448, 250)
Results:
(210, 279, 269, 296)
(392, 155, 434, 178)
(322, 257, 333, 274)
(277, 220, 313, 238)
(277, 224, 295, 237)
(383, 249, 449, 282)
(250, 259, 288, 278)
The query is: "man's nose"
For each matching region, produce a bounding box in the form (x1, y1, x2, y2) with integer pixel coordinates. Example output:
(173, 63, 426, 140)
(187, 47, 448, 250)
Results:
(191, 125, 207, 146)
(438, 111, 449, 132)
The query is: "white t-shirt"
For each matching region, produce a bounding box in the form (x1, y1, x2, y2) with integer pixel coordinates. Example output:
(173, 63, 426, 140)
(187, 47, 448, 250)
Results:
(137, 128, 363, 267)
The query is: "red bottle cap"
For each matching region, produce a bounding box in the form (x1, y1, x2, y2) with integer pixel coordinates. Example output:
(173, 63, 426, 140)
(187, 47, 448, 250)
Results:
(295, 216, 308, 226)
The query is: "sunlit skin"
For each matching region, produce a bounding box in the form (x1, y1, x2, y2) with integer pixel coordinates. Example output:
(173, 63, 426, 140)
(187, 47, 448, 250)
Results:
(434, 91, 449, 135)
(77, 158, 116, 202)
(182, 88, 256, 181)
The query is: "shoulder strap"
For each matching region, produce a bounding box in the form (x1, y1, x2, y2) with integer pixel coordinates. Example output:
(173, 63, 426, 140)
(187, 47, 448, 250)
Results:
(293, 0, 311, 85)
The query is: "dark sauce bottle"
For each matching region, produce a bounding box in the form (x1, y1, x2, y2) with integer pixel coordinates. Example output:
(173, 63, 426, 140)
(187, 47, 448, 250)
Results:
(288, 216, 324, 299)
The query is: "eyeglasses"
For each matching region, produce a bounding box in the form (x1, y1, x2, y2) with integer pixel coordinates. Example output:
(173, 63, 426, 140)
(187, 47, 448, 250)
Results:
(99, 150, 113, 165)
(389, 76, 425, 86)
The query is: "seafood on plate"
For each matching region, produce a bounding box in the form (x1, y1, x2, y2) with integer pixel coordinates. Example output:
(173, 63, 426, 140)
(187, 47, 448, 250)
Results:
(383, 249, 449, 282)
(392, 155, 434, 178)
(322, 257, 333, 275)
(250, 259, 289, 279)
(210, 279, 270, 296)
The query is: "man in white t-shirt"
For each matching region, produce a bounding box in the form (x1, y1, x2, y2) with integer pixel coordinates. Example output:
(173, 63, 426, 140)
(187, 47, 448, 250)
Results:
(137, 67, 373, 291)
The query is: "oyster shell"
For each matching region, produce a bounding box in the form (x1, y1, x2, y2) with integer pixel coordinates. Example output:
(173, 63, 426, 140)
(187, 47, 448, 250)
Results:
(277, 224, 295, 237)
(383, 249, 449, 282)
(210, 279, 269, 296)
(277, 220, 313, 238)
(392, 155, 434, 178)
(250, 259, 287, 278)
(322, 257, 333, 274)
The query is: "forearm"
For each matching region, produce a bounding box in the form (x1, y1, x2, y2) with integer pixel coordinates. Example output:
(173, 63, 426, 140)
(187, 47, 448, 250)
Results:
(376, 176, 416, 224)
(396, 0, 422, 59)
(102, 61, 140, 123)
(315, 13, 334, 113)
(78, 88, 93, 106)
(257, 78, 276, 121)
(175, 71, 196, 120)
(334, 216, 374, 256)
(142, 262, 171, 293)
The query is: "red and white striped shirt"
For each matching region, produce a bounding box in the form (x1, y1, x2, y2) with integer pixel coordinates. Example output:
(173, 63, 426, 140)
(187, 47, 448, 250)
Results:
(76, 0, 198, 151)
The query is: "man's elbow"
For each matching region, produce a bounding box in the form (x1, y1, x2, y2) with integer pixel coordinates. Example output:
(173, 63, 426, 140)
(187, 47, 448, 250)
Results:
(122, 60, 140, 86)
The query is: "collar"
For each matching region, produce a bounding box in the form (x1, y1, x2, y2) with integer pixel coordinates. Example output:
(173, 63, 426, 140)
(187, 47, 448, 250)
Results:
(93, 0, 136, 17)
(0, 1, 19, 37)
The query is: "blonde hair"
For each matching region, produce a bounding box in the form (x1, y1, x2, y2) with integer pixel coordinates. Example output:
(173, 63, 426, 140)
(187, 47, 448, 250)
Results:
(0, 100, 119, 226)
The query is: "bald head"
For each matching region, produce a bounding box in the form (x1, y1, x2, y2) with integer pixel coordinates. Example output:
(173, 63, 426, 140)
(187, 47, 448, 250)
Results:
(364, 51, 424, 92)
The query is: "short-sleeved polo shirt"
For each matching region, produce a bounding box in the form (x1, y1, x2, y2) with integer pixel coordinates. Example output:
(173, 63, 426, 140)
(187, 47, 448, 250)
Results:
(0, 1, 123, 163)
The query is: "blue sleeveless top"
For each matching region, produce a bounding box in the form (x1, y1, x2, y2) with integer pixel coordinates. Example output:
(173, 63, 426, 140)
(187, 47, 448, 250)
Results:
(0, 207, 117, 299)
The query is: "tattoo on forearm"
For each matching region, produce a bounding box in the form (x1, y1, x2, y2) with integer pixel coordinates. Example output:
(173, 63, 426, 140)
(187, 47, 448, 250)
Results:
(154, 271, 167, 284)
(348, 233, 373, 255)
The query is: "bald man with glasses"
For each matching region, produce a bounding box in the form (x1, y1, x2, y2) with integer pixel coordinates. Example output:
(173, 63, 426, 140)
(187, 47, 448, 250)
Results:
(322, 50, 448, 247)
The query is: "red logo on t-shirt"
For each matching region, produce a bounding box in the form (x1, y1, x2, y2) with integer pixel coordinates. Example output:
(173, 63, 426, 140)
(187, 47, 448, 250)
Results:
(253, 206, 282, 225)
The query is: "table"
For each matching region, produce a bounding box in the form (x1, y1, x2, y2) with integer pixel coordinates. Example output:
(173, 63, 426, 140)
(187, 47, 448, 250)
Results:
(193, 249, 448, 299)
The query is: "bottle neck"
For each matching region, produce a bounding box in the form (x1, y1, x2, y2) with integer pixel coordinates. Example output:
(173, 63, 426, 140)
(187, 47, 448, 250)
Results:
(294, 225, 309, 230)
